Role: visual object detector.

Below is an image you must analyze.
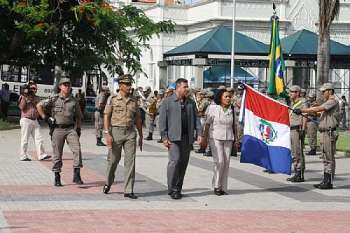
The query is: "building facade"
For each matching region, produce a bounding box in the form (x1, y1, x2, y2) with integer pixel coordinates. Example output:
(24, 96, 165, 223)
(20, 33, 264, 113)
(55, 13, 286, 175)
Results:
(113, 0, 350, 95)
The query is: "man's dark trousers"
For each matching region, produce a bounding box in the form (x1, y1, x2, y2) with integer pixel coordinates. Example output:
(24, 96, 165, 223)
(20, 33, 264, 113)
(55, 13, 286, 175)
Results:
(167, 135, 191, 193)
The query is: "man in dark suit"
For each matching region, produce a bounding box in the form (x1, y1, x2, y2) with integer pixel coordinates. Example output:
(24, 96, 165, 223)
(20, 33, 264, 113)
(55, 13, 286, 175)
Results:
(159, 78, 202, 200)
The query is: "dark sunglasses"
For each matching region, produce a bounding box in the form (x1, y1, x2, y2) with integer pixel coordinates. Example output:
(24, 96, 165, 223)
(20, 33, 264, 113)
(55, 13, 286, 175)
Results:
(62, 83, 71, 86)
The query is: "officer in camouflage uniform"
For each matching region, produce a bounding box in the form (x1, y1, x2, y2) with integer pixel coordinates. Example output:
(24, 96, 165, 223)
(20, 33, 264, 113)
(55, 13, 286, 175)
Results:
(295, 83, 340, 189)
(287, 85, 307, 183)
(232, 86, 243, 152)
(195, 90, 209, 153)
(95, 87, 110, 146)
(102, 74, 143, 199)
(203, 90, 215, 157)
(37, 78, 83, 186)
(305, 93, 318, 155)
(156, 89, 165, 143)
(145, 91, 158, 140)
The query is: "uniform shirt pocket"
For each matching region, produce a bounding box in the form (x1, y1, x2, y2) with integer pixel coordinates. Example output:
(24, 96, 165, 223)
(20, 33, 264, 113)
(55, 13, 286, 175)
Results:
(64, 102, 76, 117)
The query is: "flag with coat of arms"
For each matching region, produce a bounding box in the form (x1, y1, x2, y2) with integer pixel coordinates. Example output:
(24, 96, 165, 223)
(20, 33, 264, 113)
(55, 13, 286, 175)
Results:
(239, 84, 292, 175)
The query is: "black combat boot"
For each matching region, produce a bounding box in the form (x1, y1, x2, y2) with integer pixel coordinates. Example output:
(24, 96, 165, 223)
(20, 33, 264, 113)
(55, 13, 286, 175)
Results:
(300, 169, 305, 181)
(314, 173, 327, 188)
(96, 137, 106, 146)
(287, 170, 304, 182)
(54, 172, 62, 187)
(145, 133, 153, 140)
(73, 168, 84, 184)
(316, 173, 333, 189)
(307, 149, 316, 156)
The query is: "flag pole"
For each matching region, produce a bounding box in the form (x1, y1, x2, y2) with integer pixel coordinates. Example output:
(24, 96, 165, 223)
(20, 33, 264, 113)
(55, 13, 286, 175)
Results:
(230, 0, 236, 88)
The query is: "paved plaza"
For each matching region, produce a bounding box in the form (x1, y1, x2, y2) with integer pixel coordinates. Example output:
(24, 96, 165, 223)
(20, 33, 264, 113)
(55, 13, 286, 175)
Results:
(1, 125, 350, 233)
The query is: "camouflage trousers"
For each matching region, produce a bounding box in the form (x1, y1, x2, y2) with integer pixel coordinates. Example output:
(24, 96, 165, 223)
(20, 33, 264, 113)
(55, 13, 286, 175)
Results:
(95, 111, 103, 138)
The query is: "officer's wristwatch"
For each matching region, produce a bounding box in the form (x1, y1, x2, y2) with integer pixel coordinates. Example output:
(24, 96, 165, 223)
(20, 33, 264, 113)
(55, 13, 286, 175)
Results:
(104, 130, 110, 134)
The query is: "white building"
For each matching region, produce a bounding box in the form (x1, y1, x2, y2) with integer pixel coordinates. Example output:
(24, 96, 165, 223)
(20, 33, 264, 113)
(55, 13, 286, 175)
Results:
(113, 0, 350, 94)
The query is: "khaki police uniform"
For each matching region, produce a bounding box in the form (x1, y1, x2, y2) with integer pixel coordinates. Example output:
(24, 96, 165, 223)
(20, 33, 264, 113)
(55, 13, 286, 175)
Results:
(289, 86, 307, 179)
(319, 97, 339, 176)
(104, 93, 140, 194)
(40, 92, 82, 173)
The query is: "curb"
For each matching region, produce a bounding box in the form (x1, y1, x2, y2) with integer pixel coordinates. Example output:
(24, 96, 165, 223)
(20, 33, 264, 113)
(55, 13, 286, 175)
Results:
(0, 125, 20, 131)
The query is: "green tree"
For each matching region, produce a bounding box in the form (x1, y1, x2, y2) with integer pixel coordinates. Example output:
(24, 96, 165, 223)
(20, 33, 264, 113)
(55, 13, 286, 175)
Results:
(0, 0, 174, 78)
(317, 0, 340, 85)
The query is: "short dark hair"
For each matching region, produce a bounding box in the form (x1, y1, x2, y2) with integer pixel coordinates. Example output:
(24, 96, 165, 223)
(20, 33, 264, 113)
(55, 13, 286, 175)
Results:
(175, 78, 188, 88)
(214, 89, 230, 105)
(29, 80, 37, 85)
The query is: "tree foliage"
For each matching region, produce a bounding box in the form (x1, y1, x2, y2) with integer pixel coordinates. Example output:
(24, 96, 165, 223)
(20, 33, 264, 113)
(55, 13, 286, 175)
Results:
(317, 0, 340, 85)
(0, 0, 174, 77)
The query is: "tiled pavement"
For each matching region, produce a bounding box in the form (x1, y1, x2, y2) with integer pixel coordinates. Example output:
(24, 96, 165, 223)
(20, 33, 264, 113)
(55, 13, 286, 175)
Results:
(1, 126, 350, 233)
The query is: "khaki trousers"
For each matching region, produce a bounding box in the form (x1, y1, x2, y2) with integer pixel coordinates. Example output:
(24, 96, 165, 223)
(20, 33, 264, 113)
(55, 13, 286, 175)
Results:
(51, 128, 82, 172)
(320, 131, 336, 175)
(306, 121, 318, 151)
(106, 127, 136, 193)
(291, 129, 305, 172)
(20, 118, 47, 160)
(209, 139, 232, 191)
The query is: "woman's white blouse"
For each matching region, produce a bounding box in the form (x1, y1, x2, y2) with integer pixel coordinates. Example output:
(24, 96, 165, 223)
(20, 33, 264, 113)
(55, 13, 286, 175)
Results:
(205, 104, 234, 140)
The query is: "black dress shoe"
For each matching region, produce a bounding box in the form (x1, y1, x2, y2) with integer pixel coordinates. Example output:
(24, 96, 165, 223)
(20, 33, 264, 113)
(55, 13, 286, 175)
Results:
(171, 192, 182, 200)
(103, 184, 111, 194)
(214, 188, 222, 196)
(220, 190, 228, 195)
(124, 193, 138, 199)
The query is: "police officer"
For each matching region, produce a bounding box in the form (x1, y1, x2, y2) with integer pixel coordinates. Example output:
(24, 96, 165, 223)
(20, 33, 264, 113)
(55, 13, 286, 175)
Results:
(95, 87, 110, 146)
(287, 85, 307, 183)
(102, 74, 143, 199)
(37, 78, 83, 186)
(305, 93, 318, 155)
(295, 83, 340, 189)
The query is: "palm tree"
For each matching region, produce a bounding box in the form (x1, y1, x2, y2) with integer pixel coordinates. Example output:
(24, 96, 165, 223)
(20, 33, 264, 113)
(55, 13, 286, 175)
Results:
(317, 0, 340, 85)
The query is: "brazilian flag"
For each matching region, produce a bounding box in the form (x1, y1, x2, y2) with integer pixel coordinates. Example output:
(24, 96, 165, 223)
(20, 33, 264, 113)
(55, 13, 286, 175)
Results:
(267, 15, 287, 99)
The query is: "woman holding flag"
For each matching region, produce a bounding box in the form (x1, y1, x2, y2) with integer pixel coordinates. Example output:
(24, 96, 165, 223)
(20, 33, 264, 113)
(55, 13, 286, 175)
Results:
(201, 89, 238, 196)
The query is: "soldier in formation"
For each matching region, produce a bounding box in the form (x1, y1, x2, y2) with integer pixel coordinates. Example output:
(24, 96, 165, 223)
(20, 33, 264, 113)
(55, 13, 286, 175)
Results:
(287, 85, 307, 183)
(195, 90, 210, 153)
(295, 83, 340, 189)
(305, 93, 318, 156)
(145, 89, 158, 140)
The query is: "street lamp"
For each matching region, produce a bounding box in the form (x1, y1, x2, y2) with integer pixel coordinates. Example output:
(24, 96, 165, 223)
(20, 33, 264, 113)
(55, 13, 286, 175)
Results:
(230, 0, 236, 88)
